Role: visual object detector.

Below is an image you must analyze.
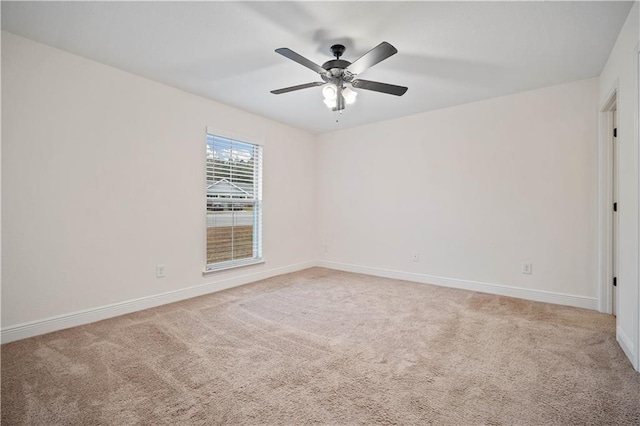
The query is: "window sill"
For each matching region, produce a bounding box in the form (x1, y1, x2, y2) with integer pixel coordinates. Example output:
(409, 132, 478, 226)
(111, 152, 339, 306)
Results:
(202, 259, 265, 275)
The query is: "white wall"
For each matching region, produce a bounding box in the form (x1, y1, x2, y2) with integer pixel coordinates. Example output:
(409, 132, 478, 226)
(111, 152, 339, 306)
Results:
(1, 32, 317, 336)
(598, 2, 639, 370)
(317, 78, 599, 308)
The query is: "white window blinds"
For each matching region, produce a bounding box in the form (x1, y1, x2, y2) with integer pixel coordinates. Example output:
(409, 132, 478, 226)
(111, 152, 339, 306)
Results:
(206, 133, 262, 270)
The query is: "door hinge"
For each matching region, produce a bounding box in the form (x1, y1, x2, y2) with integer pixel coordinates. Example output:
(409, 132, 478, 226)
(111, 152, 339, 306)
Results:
(613, 277, 617, 287)
(613, 202, 617, 212)
(613, 128, 617, 138)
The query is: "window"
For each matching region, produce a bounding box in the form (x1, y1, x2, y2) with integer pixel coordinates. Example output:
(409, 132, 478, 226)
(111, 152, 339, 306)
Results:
(206, 131, 262, 270)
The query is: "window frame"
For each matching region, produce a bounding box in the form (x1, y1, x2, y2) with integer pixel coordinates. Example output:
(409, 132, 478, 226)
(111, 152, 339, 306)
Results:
(204, 128, 263, 273)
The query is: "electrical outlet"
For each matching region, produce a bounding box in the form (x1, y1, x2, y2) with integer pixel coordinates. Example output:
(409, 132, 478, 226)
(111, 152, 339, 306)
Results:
(323, 244, 328, 253)
(521, 262, 532, 275)
(411, 251, 419, 262)
(156, 264, 166, 278)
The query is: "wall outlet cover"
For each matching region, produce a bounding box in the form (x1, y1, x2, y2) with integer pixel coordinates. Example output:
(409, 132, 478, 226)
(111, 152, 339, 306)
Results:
(156, 265, 166, 278)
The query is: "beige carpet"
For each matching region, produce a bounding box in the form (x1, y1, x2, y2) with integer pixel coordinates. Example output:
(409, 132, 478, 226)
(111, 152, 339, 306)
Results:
(2, 268, 640, 425)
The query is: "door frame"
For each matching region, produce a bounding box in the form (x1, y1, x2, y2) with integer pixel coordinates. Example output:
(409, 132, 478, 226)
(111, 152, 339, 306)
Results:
(635, 44, 640, 371)
(597, 84, 617, 314)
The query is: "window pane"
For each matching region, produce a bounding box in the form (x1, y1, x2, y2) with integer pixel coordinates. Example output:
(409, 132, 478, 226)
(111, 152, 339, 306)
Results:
(206, 205, 255, 264)
(206, 134, 262, 269)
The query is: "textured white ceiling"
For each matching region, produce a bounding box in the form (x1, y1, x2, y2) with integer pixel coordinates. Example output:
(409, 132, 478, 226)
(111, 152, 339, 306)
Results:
(1, 1, 633, 134)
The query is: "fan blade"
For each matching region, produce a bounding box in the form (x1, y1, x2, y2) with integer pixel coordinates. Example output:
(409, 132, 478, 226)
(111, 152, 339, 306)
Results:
(347, 42, 398, 75)
(351, 79, 408, 96)
(275, 48, 326, 75)
(270, 82, 324, 95)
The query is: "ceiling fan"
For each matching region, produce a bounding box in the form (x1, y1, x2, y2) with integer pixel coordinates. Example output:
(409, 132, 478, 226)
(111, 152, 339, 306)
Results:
(271, 42, 408, 111)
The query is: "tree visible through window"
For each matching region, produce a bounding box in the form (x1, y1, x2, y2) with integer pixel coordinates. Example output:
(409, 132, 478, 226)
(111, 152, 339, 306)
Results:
(206, 133, 262, 269)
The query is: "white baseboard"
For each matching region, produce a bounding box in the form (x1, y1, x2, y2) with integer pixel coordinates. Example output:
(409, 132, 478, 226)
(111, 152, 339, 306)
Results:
(617, 326, 637, 369)
(0, 260, 602, 344)
(0, 260, 315, 344)
(316, 261, 598, 310)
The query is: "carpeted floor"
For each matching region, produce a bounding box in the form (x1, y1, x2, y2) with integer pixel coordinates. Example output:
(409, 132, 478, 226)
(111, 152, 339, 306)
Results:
(2, 267, 640, 425)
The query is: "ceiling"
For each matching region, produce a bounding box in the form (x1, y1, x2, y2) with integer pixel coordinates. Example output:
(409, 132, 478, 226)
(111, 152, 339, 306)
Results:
(1, 1, 633, 134)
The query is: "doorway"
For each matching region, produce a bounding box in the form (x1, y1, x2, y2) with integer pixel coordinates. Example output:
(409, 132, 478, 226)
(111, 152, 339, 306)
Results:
(599, 89, 618, 316)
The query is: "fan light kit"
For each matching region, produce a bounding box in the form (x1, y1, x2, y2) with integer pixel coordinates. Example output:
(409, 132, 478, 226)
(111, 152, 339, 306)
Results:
(322, 84, 356, 109)
(271, 42, 407, 112)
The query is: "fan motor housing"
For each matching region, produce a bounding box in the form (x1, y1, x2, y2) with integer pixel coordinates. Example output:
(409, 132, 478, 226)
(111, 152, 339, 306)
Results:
(321, 59, 351, 71)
